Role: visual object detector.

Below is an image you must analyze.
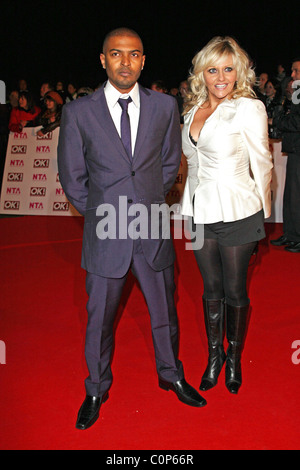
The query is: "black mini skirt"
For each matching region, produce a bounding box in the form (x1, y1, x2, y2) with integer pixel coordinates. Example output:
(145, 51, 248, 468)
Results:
(195, 209, 266, 247)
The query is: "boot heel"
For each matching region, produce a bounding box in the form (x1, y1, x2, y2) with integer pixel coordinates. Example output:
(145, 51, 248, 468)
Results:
(159, 379, 170, 391)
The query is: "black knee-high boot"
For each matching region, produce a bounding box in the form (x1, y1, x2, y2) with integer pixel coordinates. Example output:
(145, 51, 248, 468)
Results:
(200, 298, 226, 391)
(225, 303, 251, 394)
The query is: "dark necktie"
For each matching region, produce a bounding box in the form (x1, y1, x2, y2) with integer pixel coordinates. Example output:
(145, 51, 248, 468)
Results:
(118, 97, 132, 157)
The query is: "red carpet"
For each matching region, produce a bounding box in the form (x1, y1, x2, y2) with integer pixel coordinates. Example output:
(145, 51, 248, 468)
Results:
(0, 216, 299, 450)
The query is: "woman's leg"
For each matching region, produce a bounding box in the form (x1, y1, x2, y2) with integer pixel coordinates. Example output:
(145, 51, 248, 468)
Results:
(219, 242, 257, 307)
(193, 238, 224, 300)
(193, 239, 226, 390)
(219, 242, 256, 393)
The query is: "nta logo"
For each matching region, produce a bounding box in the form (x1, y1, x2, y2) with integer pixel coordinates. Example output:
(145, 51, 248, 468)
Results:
(10, 159, 24, 167)
(29, 202, 44, 210)
(14, 132, 27, 139)
(36, 145, 50, 153)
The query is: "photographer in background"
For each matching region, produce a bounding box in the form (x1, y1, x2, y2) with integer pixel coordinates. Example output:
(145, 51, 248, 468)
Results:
(271, 59, 300, 252)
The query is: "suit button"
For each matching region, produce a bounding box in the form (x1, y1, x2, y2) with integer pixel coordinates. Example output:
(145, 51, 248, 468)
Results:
(128, 199, 133, 204)
(131, 171, 135, 176)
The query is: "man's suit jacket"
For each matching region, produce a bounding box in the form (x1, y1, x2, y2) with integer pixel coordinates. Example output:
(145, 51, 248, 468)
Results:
(57, 84, 182, 278)
(273, 92, 300, 154)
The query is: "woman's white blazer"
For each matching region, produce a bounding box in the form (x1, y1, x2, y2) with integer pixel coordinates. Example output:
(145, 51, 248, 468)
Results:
(181, 97, 273, 224)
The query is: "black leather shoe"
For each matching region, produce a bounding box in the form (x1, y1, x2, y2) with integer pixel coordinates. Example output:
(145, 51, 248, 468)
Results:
(270, 235, 292, 246)
(159, 378, 207, 407)
(285, 242, 300, 253)
(75, 393, 109, 430)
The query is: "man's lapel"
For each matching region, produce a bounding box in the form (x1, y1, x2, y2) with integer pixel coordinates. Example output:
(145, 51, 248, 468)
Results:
(89, 84, 154, 164)
(90, 85, 131, 163)
(133, 85, 154, 160)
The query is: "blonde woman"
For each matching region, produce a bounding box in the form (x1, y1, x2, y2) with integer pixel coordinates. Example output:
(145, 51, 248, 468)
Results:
(181, 37, 273, 394)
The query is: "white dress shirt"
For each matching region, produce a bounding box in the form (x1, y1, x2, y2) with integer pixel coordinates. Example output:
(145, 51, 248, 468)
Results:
(181, 97, 273, 224)
(104, 80, 140, 154)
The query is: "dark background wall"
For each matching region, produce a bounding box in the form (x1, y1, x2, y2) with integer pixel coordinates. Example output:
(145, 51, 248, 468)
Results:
(1, 0, 300, 94)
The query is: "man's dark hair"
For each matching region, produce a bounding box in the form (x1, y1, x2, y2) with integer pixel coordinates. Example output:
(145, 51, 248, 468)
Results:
(102, 27, 143, 53)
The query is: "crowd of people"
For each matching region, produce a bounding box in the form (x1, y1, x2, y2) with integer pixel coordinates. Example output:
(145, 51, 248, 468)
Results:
(2, 79, 97, 136)
(0, 67, 293, 168)
(254, 67, 294, 139)
(0, 65, 293, 140)
(0, 79, 97, 190)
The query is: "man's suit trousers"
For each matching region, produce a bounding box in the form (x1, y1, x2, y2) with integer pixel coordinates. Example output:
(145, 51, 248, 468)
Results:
(283, 152, 300, 242)
(84, 239, 184, 398)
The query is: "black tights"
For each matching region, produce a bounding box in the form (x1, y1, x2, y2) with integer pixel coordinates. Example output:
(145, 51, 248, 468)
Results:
(193, 238, 257, 307)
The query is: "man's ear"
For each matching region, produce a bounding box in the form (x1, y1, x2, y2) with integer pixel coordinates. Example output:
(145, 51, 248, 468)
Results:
(142, 55, 146, 70)
(100, 53, 106, 69)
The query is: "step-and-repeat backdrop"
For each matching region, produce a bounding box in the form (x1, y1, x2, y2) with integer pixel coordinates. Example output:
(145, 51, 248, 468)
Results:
(0, 127, 286, 222)
(0, 127, 80, 216)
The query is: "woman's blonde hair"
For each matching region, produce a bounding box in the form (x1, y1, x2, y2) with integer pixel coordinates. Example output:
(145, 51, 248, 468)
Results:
(183, 36, 257, 114)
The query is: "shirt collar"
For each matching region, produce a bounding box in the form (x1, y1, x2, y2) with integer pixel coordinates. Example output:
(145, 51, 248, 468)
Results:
(104, 80, 140, 108)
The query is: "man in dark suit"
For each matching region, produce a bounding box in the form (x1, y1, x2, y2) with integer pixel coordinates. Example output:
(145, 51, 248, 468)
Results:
(58, 27, 206, 431)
